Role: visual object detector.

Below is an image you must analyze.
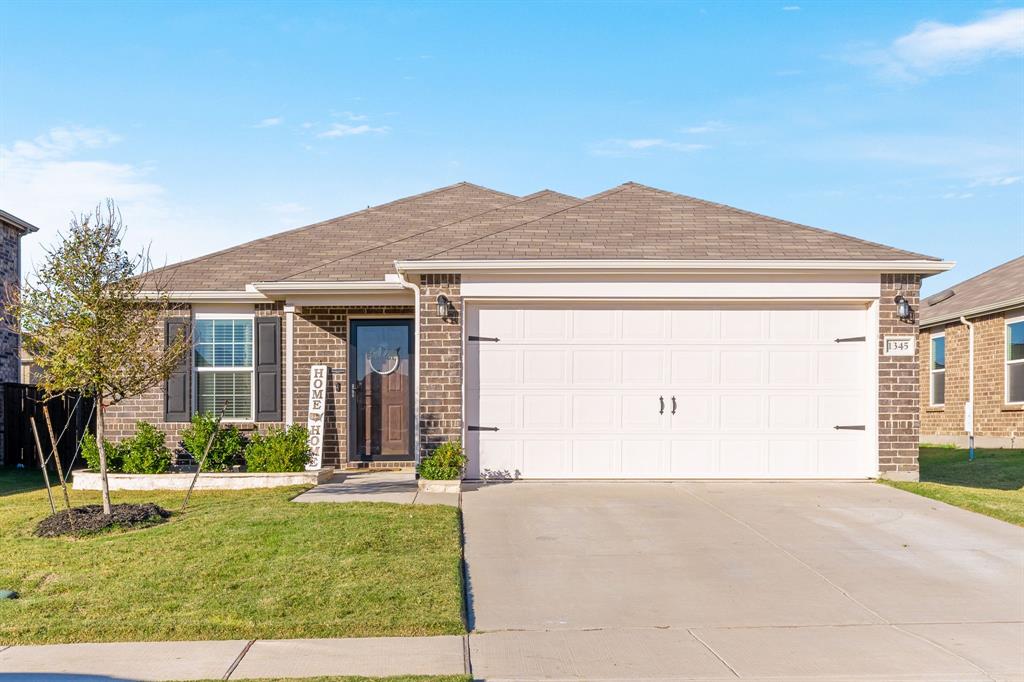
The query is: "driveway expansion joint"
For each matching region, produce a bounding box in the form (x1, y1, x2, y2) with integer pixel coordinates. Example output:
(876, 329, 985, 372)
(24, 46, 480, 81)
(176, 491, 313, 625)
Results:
(686, 628, 740, 679)
(222, 638, 255, 680)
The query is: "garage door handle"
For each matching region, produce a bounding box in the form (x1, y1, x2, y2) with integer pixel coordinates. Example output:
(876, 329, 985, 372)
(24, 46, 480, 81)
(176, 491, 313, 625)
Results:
(659, 396, 665, 415)
(671, 396, 677, 415)
(833, 425, 866, 431)
(468, 425, 500, 432)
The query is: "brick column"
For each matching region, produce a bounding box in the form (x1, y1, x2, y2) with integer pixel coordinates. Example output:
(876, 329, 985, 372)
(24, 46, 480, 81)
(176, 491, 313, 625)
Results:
(418, 274, 463, 458)
(878, 273, 922, 480)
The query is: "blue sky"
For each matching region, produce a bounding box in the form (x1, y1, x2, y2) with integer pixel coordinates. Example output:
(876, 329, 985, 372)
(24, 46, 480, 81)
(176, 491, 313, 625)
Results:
(1, 1, 1021, 295)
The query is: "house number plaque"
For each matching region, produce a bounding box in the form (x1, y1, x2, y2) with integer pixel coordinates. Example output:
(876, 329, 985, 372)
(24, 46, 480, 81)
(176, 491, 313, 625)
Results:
(306, 364, 328, 470)
(883, 335, 915, 356)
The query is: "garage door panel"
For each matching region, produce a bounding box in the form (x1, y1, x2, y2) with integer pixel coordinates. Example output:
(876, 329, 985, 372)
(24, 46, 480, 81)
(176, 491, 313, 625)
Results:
(468, 304, 872, 479)
(720, 351, 763, 385)
(671, 350, 715, 384)
(671, 310, 717, 340)
(572, 350, 616, 384)
(572, 394, 618, 431)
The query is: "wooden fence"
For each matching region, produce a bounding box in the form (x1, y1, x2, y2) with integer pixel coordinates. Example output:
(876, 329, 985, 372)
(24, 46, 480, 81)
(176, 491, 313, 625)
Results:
(1, 383, 93, 472)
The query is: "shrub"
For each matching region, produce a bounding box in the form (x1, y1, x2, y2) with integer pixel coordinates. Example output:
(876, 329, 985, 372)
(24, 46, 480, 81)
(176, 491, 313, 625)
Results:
(245, 425, 311, 472)
(180, 412, 245, 470)
(418, 440, 465, 480)
(121, 422, 172, 474)
(80, 432, 126, 472)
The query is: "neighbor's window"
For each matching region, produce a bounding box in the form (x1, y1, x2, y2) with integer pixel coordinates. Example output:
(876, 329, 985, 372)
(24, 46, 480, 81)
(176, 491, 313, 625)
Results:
(1007, 318, 1024, 404)
(930, 332, 945, 407)
(194, 316, 254, 420)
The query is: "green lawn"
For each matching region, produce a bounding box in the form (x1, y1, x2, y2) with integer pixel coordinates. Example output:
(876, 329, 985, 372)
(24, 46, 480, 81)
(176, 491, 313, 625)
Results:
(0, 470, 464, 644)
(882, 447, 1024, 526)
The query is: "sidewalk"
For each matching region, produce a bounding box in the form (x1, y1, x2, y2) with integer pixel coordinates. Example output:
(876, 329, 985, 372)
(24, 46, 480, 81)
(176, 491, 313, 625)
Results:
(0, 635, 467, 681)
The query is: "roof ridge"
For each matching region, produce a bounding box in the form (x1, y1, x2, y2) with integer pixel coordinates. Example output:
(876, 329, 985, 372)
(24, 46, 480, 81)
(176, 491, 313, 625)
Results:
(424, 185, 635, 260)
(279, 186, 566, 281)
(149, 182, 515, 284)
(620, 182, 939, 261)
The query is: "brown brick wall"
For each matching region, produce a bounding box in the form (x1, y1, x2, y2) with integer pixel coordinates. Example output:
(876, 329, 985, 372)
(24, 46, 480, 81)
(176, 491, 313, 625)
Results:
(878, 273, 922, 478)
(919, 307, 1024, 444)
(103, 302, 416, 468)
(418, 274, 463, 458)
(0, 223, 21, 461)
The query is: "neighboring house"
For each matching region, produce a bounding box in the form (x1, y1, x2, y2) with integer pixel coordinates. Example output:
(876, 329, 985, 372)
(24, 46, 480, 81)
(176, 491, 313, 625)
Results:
(0, 210, 40, 463)
(106, 182, 952, 481)
(919, 256, 1024, 448)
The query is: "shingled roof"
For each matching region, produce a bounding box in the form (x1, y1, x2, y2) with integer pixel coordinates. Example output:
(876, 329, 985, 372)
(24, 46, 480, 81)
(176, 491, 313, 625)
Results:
(151, 181, 940, 291)
(920, 255, 1024, 327)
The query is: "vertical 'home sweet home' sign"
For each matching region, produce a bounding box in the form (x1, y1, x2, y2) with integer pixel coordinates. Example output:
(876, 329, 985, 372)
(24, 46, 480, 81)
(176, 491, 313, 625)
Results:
(306, 365, 328, 470)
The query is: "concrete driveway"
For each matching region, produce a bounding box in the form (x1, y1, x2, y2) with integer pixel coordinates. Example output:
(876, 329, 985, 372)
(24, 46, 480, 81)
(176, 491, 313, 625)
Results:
(462, 480, 1024, 681)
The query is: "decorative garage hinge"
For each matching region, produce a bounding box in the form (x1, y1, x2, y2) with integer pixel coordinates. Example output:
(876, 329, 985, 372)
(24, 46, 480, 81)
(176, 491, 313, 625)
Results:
(468, 425, 500, 432)
(834, 336, 867, 343)
(833, 425, 866, 430)
(468, 335, 500, 342)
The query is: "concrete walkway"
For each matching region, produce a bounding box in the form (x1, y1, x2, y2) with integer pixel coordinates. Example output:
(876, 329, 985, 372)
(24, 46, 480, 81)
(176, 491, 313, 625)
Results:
(292, 471, 458, 506)
(0, 635, 466, 680)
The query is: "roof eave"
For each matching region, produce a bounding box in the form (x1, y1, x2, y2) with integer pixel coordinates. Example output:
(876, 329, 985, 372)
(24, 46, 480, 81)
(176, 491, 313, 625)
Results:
(0, 209, 40, 235)
(920, 295, 1024, 328)
(395, 259, 956, 275)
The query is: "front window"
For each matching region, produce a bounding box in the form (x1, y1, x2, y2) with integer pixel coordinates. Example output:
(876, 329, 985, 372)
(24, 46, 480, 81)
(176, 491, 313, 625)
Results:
(930, 333, 945, 407)
(1007, 318, 1024, 404)
(194, 316, 254, 420)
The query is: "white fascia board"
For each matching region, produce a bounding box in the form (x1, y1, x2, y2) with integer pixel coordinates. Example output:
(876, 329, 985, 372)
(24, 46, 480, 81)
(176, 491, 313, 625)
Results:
(920, 295, 1024, 328)
(395, 259, 956, 275)
(140, 290, 270, 303)
(249, 280, 408, 296)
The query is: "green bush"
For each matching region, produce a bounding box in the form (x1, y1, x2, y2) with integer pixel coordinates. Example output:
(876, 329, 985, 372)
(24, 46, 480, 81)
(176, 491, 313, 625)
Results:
(244, 425, 311, 472)
(121, 422, 172, 474)
(180, 412, 245, 470)
(80, 432, 126, 472)
(418, 440, 465, 480)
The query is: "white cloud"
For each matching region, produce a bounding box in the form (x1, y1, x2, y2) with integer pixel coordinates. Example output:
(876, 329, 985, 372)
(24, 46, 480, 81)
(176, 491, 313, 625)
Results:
(782, 6, 800, 11)
(336, 111, 369, 121)
(253, 117, 283, 128)
(942, 192, 974, 200)
(969, 175, 1023, 187)
(0, 126, 222, 276)
(857, 8, 1024, 80)
(591, 138, 709, 157)
(682, 120, 730, 134)
(317, 123, 390, 138)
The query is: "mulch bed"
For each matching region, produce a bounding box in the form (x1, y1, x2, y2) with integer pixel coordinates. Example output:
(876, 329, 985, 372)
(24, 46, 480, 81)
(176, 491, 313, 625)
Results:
(35, 503, 171, 537)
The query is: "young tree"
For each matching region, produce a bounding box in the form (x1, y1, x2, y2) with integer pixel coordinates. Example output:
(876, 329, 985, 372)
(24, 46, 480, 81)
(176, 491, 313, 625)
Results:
(3, 201, 189, 514)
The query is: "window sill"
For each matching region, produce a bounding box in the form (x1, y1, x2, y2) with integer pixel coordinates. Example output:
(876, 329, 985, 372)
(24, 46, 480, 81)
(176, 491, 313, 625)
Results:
(925, 406, 945, 412)
(1001, 404, 1024, 412)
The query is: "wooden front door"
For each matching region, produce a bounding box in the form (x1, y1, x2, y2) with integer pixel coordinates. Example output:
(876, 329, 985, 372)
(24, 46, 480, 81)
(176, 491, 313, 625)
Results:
(350, 319, 414, 460)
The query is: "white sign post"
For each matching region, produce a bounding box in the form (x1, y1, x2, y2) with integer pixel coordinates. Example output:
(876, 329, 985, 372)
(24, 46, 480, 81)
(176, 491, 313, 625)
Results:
(306, 365, 328, 470)
(883, 335, 915, 356)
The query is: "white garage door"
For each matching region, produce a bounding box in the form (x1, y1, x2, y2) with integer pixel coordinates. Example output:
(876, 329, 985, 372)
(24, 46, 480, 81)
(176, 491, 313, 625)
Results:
(465, 304, 874, 479)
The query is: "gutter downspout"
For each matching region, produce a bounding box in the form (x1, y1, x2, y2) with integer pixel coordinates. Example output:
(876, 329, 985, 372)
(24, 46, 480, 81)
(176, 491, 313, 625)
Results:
(391, 270, 421, 471)
(960, 316, 975, 461)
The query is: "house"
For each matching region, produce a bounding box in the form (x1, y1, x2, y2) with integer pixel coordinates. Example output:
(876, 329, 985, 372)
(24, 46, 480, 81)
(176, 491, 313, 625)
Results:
(0, 209, 40, 462)
(918, 256, 1024, 448)
(105, 182, 952, 481)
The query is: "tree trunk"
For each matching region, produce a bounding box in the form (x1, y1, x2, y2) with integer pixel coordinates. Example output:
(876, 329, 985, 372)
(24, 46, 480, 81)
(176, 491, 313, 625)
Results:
(95, 400, 112, 515)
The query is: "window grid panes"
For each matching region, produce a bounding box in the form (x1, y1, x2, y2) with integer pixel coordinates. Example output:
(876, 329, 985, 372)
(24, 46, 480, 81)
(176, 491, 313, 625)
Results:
(931, 335, 945, 406)
(194, 318, 254, 420)
(1008, 321, 1024, 404)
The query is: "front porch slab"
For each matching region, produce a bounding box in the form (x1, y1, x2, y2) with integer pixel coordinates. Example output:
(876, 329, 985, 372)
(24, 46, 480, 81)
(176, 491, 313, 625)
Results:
(292, 471, 459, 506)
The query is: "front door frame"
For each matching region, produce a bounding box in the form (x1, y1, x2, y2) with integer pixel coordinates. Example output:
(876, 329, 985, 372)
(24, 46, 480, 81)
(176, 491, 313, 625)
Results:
(347, 316, 416, 462)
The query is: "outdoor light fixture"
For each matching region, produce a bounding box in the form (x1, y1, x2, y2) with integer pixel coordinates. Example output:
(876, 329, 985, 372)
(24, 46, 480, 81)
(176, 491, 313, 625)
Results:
(436, 294, 455, 321)
(894, 293, 912, 323)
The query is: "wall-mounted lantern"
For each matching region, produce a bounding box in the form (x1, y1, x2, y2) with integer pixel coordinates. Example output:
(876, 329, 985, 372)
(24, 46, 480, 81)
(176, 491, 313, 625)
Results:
(436, 294, 456, 322)
(894, 293, 913, 323)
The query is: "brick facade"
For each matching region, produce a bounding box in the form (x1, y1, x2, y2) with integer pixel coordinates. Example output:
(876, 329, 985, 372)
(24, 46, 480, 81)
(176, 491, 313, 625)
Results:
(0, 223, 21, 461)
(417, 274, 463, 458)
(104, 302, 419, 469)
(877, 273, 922, 480)
(919, 307, 1024, 447)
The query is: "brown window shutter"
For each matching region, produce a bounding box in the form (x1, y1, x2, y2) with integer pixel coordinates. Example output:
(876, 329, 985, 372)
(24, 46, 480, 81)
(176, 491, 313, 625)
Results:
(255, 316, 282, 422)
(164, 318, 191, 422)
